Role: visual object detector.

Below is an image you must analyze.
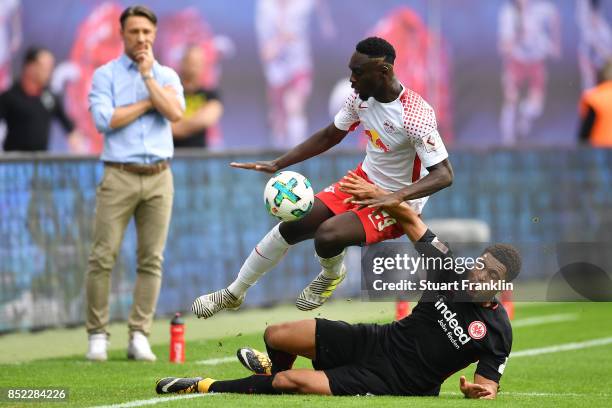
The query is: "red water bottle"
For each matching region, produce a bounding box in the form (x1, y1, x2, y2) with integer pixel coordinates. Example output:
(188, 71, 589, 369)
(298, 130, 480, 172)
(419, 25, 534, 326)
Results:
(170, 313, 185, 363)
(395, 300, 411, 320)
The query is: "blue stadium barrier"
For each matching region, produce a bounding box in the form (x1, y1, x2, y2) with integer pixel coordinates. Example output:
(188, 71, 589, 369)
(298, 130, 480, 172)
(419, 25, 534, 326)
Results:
(0, 148, 610, 332)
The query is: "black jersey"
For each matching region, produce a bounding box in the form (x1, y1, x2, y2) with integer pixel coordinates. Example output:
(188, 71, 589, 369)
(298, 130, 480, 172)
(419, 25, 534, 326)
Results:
(0, 83, 74, 151)
(384, 229, 512, 395)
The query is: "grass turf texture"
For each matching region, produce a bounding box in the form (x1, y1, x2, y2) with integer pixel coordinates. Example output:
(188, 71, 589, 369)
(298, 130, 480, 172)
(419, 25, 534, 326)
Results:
(1, 301, 611, 407)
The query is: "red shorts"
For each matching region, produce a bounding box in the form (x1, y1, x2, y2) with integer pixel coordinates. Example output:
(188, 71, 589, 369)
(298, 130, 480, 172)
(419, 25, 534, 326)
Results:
(504, 58, 546, 92)
(315, 164, 405, 245)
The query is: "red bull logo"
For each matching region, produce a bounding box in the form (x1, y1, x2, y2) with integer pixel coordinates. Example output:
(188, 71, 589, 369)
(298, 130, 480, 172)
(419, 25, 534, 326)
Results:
(365, 129, 390, 152)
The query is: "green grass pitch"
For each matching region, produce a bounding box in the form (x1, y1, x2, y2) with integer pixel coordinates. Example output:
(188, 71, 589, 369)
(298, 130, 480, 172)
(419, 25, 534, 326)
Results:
(1, 301, 611, 407)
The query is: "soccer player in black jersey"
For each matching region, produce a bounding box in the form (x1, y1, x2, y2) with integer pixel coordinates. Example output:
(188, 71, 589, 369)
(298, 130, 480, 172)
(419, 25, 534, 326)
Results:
(156, 173, 521, 399)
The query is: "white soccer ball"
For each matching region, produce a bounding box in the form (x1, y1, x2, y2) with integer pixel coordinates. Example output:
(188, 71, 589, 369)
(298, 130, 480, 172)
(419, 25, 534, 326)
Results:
(264, 171, 314, 222)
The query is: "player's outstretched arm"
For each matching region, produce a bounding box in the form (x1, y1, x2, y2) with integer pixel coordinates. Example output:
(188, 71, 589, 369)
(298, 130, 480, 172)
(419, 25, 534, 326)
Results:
(339, 172, 427, 241)
(230, 123, 349, 173)
(459, 375, 498, 400)
(353, 158, 454, 208)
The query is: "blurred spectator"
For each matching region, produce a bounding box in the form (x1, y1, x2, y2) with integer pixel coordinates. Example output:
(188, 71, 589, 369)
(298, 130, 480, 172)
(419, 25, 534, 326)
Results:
(156, 8, 233, 149)
(498, 0, 561, 145)
(371, 7, 454, 144)
(0, 46, 82, 152)
(578, 61, 612, 147)
(172, 45, 223, 148)
(255, 0, 334, 148)
(0, 0, 21, 92)
(576, 0, 612, 91)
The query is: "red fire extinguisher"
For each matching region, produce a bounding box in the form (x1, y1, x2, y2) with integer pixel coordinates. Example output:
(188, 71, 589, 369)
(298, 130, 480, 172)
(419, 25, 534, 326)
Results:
(170, 312, 185, 363)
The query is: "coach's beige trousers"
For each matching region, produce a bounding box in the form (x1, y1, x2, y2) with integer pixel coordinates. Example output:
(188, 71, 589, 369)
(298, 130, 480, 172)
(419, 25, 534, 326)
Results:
(86, 165, 173, 336)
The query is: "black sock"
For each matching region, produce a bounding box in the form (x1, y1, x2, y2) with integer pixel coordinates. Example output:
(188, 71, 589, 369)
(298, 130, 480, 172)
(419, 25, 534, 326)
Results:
(209, 375, 279, 394)
(265, 340, 297, 374)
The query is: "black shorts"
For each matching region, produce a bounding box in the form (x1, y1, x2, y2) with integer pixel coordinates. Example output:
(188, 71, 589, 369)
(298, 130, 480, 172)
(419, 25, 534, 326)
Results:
(312, 318, 417, 396)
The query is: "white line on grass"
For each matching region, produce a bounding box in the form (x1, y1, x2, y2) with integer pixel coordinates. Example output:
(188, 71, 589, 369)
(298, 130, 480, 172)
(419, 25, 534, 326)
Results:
(92, 393, 216, 408)
(511, 336, 612, 358)
(194, 356, 236, 365)
(512, 313, 578, 328)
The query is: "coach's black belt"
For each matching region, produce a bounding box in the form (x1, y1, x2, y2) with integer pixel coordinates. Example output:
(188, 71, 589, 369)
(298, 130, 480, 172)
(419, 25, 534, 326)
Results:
(104, 160, 169, 175)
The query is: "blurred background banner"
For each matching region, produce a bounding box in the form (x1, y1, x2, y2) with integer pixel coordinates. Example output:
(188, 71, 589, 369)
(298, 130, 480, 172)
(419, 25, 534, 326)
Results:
(1, 149, 611, 332)
(3, 0, 611, 151)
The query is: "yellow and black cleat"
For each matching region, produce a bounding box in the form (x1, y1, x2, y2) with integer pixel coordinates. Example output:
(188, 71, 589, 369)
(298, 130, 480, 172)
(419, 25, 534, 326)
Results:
(296, 265, 347, 311)
(236, 348, 272, 375)
(156, 377, 203, 394)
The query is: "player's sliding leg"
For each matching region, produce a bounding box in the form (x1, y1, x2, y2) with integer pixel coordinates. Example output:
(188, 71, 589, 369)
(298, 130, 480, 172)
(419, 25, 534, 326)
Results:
(191, 200, 334, 319)
(297, 212, 366, 310)
(157, 370, 331, 395)
(155, 320, 334, 395)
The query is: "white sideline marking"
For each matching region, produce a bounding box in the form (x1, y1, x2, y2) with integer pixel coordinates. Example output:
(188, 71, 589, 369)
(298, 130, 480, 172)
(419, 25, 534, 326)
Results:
(91, 393, 216, 408)
(512, 313, 578, 328)
(194, 356, 236, 365)
(511, 336, 612, 358)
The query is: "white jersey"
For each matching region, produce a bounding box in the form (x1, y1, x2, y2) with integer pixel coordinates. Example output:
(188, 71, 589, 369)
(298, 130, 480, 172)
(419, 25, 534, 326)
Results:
(499, 0, 558, 62)
(255, 0, 314, 86)
(334, 85, 448, 214)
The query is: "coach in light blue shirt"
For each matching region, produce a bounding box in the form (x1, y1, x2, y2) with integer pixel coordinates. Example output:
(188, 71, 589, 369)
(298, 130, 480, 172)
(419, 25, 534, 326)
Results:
(85, 5, 184, 363)
(89, 40, 184, 163)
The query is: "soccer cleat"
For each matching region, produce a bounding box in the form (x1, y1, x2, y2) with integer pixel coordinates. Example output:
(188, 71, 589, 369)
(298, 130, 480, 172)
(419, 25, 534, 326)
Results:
(191, 288, 244, 319)
(156, 377, 203, 394)
(236, 347, 272, 375)
(296, 264, 347, 311)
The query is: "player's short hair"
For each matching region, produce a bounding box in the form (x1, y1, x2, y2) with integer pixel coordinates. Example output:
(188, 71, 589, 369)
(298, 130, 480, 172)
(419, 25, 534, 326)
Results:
(120, 5, 157, 29)
(484, 244, 522, 282)
(356, 37, 396, 64)
(23, 46, 51, 66)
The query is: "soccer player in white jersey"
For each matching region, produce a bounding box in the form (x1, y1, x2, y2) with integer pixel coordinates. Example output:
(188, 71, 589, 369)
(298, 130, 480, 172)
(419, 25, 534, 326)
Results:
(192, 37, 454, 318)
(498, 0, 561, 145)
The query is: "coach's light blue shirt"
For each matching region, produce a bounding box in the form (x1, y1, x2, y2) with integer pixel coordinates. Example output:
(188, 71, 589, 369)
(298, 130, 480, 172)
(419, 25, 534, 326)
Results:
(89, 53, 185, 164)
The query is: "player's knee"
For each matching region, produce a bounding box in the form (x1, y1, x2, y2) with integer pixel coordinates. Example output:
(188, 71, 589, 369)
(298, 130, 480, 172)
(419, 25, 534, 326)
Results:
(272, 371, 299, 392)
(314, 221, 342, 255)
(278, 221, 302, 245)
(264, 323, 288, 349)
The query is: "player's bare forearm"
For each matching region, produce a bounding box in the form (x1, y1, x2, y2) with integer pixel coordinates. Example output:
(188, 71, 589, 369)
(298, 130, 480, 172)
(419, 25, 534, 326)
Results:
(109, 99, 153, 130)
(230, 124, 347, 173)
(385, 203, 428, 242)
(273, 123, 348, 169)
(338, 173, 427, 241)
(396, 159, 454, 202)
(145, 79, 184, 122)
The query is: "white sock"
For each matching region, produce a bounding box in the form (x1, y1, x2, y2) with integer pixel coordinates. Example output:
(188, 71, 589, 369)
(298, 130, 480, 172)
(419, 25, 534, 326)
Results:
(318, 249, 346, 279)
(228, 224, 290, 296)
